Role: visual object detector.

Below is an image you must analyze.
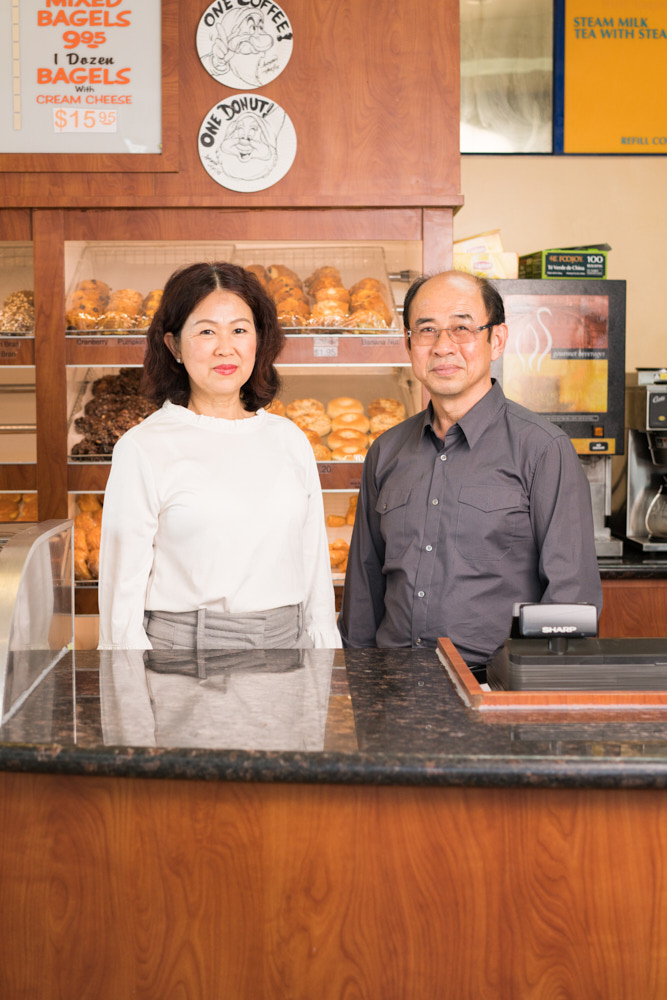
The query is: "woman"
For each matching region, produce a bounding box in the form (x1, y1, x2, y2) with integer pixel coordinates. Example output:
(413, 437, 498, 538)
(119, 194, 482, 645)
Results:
(98, 261, 340, 650)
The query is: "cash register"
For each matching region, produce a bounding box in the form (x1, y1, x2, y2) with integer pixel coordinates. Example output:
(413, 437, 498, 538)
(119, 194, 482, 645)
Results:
(486, 603, 667, 691)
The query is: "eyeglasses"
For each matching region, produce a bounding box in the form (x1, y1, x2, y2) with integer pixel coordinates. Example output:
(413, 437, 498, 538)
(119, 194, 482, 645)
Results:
(407, 323, 493, 346)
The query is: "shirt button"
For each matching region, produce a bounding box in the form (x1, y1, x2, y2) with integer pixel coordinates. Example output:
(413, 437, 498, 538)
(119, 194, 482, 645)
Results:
(440, 454, 446, 461)
(417, 590, 425, 598)
(416, 637, 423, 645)
(383, 503, 387, 510)
(431, 498, 439, 505)
(425, 544, 432, 552)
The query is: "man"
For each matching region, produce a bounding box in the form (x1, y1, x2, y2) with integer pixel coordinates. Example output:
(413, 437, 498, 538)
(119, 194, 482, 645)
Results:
(338, 270, 602, 676)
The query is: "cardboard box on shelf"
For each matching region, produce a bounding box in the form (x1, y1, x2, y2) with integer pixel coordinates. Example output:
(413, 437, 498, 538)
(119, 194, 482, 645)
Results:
(453, 229, 504, 255)
(518, 246, 609, 279)
(453, 252, 519, 279)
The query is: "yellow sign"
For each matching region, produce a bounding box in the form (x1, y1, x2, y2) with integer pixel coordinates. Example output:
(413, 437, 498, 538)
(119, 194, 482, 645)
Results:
(564, 0, 667, 153)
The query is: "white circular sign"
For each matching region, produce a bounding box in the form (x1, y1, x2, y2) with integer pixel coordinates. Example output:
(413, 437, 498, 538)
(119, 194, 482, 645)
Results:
(198, 95, 297, 192)
(196, 2, 293, 90)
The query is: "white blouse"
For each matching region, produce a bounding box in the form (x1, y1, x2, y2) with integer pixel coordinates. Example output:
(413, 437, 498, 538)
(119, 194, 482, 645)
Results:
(98, 401, 341, 650)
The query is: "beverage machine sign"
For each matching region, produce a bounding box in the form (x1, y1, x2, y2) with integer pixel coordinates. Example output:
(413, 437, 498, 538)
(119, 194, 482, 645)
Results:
(196, 1, 293, 90)
(198, 94, 297, 192)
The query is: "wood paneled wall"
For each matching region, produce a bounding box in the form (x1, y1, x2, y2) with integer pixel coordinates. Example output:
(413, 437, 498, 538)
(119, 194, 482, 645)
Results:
(0, 1, 462, 210)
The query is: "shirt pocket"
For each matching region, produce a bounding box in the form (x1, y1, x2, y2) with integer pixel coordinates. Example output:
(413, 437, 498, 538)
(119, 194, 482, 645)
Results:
(376, 486, 412, 561)
(455, 485, 529, 562)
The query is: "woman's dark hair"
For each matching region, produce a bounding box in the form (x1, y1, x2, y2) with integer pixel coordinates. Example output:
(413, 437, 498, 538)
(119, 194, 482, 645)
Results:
(402, 270, 505, 338)
(142, 261, 284, 411)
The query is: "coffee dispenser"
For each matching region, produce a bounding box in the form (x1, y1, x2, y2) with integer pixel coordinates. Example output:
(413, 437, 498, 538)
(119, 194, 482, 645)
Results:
(620, 368, 667, 551)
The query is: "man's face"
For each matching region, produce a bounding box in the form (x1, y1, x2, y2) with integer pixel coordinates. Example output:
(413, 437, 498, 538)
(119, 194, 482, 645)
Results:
(404, 272, 507, 415)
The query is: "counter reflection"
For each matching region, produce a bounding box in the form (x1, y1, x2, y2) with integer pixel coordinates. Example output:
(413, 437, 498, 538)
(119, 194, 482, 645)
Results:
(99, 648, 341, 751)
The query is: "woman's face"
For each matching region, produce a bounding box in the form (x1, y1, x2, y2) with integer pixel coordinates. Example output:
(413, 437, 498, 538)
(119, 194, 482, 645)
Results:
(164, 288, 258, 416)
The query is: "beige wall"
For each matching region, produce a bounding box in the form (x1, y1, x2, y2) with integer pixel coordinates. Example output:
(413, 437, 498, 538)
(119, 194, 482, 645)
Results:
(454, 155, 667, 374)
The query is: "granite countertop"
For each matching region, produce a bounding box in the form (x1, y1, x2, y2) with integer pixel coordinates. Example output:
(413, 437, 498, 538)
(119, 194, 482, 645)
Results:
(3, 646, 667, 790)
(598, 544, 667, 577)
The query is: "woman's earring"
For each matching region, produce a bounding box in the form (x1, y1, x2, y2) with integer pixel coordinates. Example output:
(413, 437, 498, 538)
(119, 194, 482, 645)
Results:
(176, 358, 183, 364)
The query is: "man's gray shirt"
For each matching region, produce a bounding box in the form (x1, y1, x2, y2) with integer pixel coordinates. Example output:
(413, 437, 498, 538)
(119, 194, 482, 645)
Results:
(339, 380, 603, 665)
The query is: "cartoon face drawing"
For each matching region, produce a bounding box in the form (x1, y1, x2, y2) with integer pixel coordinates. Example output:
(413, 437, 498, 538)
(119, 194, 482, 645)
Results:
(198, 97, 297, 193)
(218, 112, 277, 180)
(197, 3, 293, 90)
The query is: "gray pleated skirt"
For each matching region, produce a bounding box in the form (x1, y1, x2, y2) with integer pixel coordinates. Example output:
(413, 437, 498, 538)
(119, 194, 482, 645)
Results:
(144, 604, 313, 651)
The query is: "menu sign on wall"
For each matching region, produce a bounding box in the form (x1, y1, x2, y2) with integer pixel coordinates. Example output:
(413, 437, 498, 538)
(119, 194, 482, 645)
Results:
(0, 0, 161, 154)
(563, 0, 667, 153)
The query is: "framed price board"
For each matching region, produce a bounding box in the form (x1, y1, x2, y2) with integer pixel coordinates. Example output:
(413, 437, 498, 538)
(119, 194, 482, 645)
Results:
(0, 0, 178, 171)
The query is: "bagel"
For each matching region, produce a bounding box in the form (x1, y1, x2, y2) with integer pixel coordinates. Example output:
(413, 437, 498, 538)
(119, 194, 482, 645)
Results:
(285, 398, 325, 420)
(368, 397, 405, 418)
(328, 428, 368, 451)
(370, 412, 403, 434)
(265, 398, 286, 416)
(331, 446, 367, 462)
(331, 412, 370, 434)
(294, 412, 332, 438)
(313, 443, 333, 461)
(326, 396, 365, 418)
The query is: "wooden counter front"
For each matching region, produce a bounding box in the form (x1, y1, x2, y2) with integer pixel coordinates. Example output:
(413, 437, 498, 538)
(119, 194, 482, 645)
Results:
(2, 771, 667, 999)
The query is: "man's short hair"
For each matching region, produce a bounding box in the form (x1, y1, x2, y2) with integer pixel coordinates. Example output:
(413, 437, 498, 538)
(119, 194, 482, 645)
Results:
(403, 271, 505, 337)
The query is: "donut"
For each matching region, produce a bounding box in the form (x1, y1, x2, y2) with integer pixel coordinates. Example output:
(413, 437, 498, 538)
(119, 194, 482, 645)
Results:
(313, 444, 333, 462)
(368, 398, 405, 419)
(265, 398, 286, 416)
(327, 396, 365, 418)
(331, 446, 367, 462)
(294, 412, 332, 438)
(285, 398, 325, 420)
(331, 412, 370, 434)
(328, 428, 368, 451)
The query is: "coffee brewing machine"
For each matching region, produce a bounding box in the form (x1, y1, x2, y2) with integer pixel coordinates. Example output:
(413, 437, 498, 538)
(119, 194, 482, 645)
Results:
(492, 279, 627, 559)
(617, 368, 667, 551)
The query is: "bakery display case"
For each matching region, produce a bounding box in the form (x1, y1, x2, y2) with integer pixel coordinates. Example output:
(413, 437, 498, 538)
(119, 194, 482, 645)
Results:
(0, 244, 34, 367)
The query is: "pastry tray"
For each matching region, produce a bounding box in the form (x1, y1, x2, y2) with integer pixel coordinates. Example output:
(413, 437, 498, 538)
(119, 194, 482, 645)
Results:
(65, 241, 236, 334)
(0, 243, 34, 337)
(231, 243, 402, 333)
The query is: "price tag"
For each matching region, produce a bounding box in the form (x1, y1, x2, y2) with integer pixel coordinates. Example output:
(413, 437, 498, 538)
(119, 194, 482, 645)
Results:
(313, 336, 339, 358)
(53, 109, 118, 133)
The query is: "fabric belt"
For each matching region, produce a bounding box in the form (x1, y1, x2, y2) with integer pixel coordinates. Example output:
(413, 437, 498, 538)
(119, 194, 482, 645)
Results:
(144, 604, 313, 651)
